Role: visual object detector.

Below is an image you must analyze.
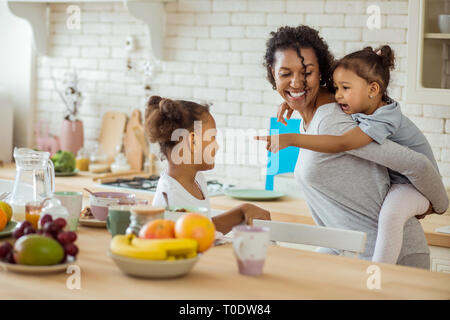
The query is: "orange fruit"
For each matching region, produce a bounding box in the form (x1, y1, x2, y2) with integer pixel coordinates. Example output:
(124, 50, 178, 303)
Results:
(174, 213, 215, 253)
(0, 201, 12, 223)
(0, 209, 7, 231)
(139, 219, 175, 239)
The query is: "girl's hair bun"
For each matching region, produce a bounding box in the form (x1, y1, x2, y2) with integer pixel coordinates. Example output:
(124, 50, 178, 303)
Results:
(148, 95, 163, 106)
(375, 45, 395, 71)
(159, 98, 187, 122)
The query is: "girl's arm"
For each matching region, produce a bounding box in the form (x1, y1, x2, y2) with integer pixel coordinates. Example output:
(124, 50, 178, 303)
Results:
(254, 127, 373, 154)
(289, 127, 373, 153)
(212, 204, 271, 235)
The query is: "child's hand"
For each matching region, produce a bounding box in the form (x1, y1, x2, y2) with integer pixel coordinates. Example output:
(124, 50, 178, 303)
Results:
(240, 204, 271, 225)
(277, 102, 294, 126)
(254, 134, 294, 153)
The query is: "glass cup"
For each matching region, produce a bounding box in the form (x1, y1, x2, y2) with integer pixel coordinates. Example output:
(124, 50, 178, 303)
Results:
(25, 201, 44, 229)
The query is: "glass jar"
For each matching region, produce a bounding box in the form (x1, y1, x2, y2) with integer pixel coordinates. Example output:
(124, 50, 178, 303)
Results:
(76, 147, 90, 171)
(125, 205, 165, 236)
(39, 197, 73, 230)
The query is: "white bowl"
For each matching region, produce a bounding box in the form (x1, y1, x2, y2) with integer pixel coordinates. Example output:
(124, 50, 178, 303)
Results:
(438, 15, 450, 33)
(107, 250, 201, 278)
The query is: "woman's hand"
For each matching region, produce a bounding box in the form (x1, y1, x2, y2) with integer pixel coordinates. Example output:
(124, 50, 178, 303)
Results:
(240, 204, 271, 225)
(254, 133, 294, 153)
(277, 102, 294, 126)
(415, 202, 433, 220)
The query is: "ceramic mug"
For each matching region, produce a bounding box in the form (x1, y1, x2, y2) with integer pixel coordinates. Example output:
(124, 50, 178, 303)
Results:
(107, 205, 132, 237)
(53, 191, 83, 230)
(232, 225, 270, 276)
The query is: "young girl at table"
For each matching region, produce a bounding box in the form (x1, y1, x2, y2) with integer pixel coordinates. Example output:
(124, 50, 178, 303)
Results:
(144, 95, 271, 236)
(256, 45, 447, 264)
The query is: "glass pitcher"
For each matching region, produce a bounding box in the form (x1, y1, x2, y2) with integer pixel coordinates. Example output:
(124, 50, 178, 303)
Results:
(9, 148, 55, 221)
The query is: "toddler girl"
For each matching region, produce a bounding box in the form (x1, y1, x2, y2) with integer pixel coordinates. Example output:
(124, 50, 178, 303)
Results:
(145, 95, 271, 236)
(256, 46, 445, 264)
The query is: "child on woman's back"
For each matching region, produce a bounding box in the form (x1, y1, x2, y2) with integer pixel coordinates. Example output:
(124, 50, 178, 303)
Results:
(145, 95, 271, 236)
(256, 45, 448, 264)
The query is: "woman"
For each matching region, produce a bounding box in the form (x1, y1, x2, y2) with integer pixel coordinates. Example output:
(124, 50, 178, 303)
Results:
(259, 26, 448, 269)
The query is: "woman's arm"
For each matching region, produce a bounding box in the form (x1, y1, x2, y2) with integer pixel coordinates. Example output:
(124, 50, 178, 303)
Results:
(212, 204, 271, 235)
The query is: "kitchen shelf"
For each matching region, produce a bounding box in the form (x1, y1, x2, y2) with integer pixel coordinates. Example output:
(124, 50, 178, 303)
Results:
(425, 33, 450, 39)
(7, 0, 175, 59)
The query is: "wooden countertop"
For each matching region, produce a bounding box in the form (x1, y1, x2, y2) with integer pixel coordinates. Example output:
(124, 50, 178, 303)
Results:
(0, 226, 449, 299)
(1, 163, 448, 248)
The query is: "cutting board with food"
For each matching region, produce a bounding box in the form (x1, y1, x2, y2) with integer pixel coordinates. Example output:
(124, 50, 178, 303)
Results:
(124, 109, 144, 171)
(98, 111, 128, 164)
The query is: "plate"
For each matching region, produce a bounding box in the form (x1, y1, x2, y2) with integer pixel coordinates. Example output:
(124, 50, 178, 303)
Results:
(79, 217, 106, 228)
(55, 169, 79, 177)
(0, 257, 76, 274)
(224, 188, 285, 201)
(0, 221, 18, 238)
(108, 250, 200, 278)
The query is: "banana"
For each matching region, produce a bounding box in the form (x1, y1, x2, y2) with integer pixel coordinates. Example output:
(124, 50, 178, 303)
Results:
(110, 234, 198, 260)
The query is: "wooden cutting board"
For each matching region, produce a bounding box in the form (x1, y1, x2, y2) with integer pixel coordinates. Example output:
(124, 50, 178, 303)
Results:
(123, 109, 144, 171)
(98, 111, 128, 164)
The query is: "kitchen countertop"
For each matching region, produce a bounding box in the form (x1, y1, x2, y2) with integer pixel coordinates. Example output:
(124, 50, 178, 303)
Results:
(1, 163, 448, 248)
(0, 163, 449, 299)
(0, 226, 449, 299)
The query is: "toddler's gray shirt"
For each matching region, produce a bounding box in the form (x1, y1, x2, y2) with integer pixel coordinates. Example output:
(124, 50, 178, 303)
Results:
(295, 103, 448, 263)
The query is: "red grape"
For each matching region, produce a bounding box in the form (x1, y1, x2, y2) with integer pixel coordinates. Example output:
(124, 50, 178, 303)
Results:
(6, 252, 15, 264)
(40, 214, 52, 226)
(54, 218, 67, 230)
(64, 243, 78, 257)
(0, 242, 13, 259)
(67, 231, 77, 242)
(43, 221, 60, 235)
(18, 221, 32, 232)
(12, 228, 24, 239)
(23, 227, 36, 235)
(57, 232, 72, 245)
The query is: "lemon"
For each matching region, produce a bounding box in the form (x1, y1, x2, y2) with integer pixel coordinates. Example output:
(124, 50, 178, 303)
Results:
(0, 201, 12, 223)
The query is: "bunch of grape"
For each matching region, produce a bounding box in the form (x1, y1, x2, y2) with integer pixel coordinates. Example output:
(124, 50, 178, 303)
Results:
(0, 214, 79, 264)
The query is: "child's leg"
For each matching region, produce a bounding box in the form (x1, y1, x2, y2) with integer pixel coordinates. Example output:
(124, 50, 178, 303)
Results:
(372, 184, 430, 264)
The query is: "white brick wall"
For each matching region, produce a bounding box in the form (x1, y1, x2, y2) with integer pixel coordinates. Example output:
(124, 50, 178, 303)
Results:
(35, 0, 450, 189)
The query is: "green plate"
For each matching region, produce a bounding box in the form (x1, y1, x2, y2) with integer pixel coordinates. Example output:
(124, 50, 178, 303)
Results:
(0, 221, 18, 238)
(224, 188, 285, 201)
(55, 168, 79, 177)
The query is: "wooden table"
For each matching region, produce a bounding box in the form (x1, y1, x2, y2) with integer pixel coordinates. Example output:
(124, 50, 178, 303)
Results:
(0, 226, 449, 300)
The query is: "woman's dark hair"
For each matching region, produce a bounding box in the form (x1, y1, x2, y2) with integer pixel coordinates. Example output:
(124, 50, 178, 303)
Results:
(263, 25, 336, 92)
(334, 45, 395, 102)
(144, 95, 210, 159)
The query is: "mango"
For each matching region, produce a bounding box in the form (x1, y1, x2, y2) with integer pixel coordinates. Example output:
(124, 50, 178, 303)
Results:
(14, 235, 64, 265)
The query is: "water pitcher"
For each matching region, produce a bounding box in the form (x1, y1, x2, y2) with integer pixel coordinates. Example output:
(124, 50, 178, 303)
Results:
(9, 148, 55, 221)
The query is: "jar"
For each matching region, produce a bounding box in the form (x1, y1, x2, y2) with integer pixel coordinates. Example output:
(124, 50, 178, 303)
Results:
(76, 147, 90, 171)
(39, 197, 75, 230)
(110, 153, 131, 173)
(125, 205, 165, 236)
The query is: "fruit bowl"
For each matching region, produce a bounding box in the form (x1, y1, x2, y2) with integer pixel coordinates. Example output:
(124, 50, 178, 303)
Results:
(107, 250, 201, 278)
(0, 256, 76, 274)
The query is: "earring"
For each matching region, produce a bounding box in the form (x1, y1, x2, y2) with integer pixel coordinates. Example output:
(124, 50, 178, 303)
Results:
(369, 95, 373, 99)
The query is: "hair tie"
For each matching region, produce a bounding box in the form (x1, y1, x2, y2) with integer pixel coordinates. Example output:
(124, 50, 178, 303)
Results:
(376, 49, 382, 56)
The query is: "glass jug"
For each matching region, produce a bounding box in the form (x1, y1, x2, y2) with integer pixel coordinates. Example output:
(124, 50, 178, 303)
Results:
(9, 148, 55, 221)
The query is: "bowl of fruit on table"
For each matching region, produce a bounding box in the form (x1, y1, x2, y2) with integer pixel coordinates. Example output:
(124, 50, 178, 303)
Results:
(108, 213, 215, 278)
(0, 214, 79, 274)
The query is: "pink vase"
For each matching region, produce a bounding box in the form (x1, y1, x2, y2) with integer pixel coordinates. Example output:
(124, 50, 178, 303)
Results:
(60, 119, 84, 155)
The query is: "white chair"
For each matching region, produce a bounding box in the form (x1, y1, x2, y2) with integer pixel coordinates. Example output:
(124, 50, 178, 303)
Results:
(253, 219, 367, 258)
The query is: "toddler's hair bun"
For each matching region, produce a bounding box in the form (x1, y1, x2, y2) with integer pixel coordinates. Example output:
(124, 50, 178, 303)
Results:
(159, 98, 188, 122)
(375, 45, 395, 71)
(148, 95, 163, 106)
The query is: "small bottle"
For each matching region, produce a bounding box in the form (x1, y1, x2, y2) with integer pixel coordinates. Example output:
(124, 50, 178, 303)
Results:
(126, 205, 165, 236)
(76, 147, 90, 171)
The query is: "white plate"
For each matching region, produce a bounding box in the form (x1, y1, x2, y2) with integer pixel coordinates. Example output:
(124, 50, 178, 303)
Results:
(79, 218, 106, 228)
(0, 257, 76, 274)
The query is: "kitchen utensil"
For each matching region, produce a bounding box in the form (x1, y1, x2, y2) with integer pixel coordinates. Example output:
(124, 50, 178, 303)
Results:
(83, 187, 95, 196)
(232, 225, 270, 276)
(438, 14, 450, 33)
(98, 111, 128, 164)
(126, 205, 164, 235)
(224, 188, 284, 201)
(89, 191, 136, 221)
(0, 221, 18, 238)
(132, 125, 157, 175)
(55, 168, 79, 177)
(9, 148, 55, 221)
(91, 170, 143, 182)
(108, 250, 201, 278)
(124, 109, 144, 171)
(0, 257, 75, 274)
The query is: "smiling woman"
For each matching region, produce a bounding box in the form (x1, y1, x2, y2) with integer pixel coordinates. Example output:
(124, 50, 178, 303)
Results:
(257, 25, 449, 269)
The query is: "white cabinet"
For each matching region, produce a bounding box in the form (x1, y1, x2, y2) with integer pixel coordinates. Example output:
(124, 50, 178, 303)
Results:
(429, 245, 450, 273)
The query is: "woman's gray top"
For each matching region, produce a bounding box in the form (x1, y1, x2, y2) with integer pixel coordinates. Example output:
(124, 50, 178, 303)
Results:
(294, 103, 449, 261)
